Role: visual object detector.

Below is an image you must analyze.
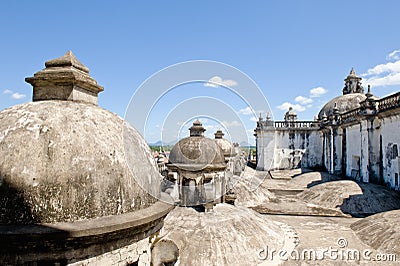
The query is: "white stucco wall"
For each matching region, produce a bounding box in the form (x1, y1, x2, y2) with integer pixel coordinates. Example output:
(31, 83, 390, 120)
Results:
(255, 130, 275, 170)
(380, 114, 400, 188)
(306, 130, 324, 168)
(345, 124, 361, 179)
(255, 106, 400, 191)
(255, 128, 322, 170)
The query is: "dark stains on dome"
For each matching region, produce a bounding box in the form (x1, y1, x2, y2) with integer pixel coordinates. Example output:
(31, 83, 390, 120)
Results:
(169, 121, 226, 172)
(0, 52, 161, 224)
(318, 93, 368, 120)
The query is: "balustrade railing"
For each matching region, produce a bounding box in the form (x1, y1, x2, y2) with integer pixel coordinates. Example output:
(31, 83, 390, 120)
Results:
(377, 92, 400, 112)
(274, 121, 319, 128)
(256, 92, 400, 130)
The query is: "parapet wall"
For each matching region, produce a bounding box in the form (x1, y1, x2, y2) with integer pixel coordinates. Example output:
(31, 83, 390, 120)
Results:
(0, 201, 174, 265)
(255, 121, 323, 170)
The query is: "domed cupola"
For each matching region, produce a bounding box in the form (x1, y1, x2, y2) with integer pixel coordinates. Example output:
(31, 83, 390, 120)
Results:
(214, 129, 236, 160)
(169, 120, 226, 171)
(0, 51, 162, 224)
(318, 68, 378, 120)
(167, 120, 227, 208)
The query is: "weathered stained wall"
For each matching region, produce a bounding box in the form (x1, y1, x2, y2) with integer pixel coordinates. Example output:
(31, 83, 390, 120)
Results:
(345, 124, 361, 179)
(322, 130, 331, 173)
(255, 128, 275, 170)
(342, 113, 400, 189)
(255, 88, 400, 191)
(380, 113, 400, 189)
(273, 130, 323, 169)
(255, 128, 323, 170)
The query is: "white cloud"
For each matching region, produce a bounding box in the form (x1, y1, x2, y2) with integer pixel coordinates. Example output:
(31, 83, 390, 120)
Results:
(275, 92, 315, 116)
(364, 60, 400, 76)
(363, 73, 400, 87)
(11, 93, 26, 99)
(238, 106, 255, 115)
(309, 87, 327, 98)
(250, 116, 258, 122)
(277, 102, 306, 112)
(204, 124, 219, 133)
(3, 90, 26, 99)
(294, 95, 313, 105)
(362, 51, 400, 87)
(222, 120, 241, 127)
(387, 50, 400, 61)
(275, 89, 320, 115)
(204, 76, 238, 88)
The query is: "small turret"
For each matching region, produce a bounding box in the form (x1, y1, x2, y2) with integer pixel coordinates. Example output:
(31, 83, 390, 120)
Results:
(189, 120, 206, 137)
(342, 68, 363, 95)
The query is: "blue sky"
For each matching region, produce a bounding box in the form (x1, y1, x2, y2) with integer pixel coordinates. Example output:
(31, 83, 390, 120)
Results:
(1, 1, 400, 145)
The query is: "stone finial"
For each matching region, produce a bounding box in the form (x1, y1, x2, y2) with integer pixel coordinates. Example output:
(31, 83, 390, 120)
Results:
(349, 68, 357, 77)
(45, 51, 90, 73)
(189, 120, 206, 137)
(333, 102, 339, 115)
(25, 51, 104, 105)
(214, 129, 224, 139)
(322, 112, 328, 121)
(360, 84, 377, 115)
(258, 113, 263, 122)
(366, 84, 374, 98)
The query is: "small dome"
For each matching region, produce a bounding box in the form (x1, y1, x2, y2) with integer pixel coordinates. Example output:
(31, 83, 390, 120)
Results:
(319, 69, 379, 120)
(169, 122, 226, 171)
(215, 138, 235, 158)
(214, 130, 236, 158)
(0, 101, 160, 224)
(169, 137, 226, 171)
(318, 93, 377, 120)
